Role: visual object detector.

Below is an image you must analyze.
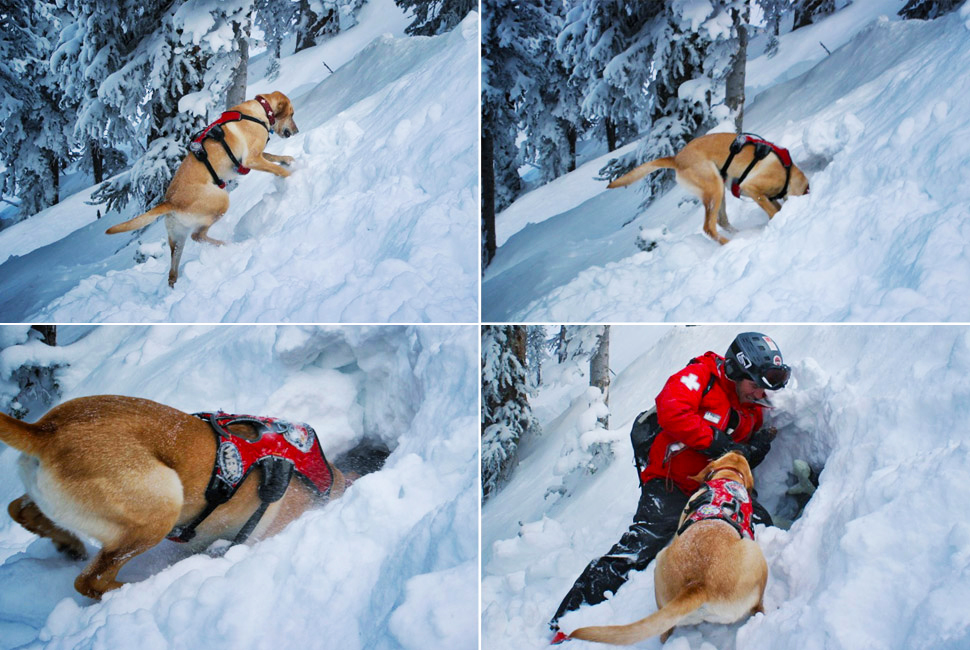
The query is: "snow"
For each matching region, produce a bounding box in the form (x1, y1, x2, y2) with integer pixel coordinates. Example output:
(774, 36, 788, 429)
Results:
(0, 324, 477, 649)
(483, 3, 970, 323)
(482, 324, 970, 649)
(0, 1, 478, 324)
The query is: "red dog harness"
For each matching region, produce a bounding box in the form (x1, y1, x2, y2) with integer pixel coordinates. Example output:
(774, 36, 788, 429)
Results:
(677, 477, 755, 540)
(167, 411, 335, 545)
(188, 95, 275, 188)
(719, 133, 792, 201)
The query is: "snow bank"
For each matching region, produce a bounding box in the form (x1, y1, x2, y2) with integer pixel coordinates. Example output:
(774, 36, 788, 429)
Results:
(483, 325, 970, 649)
(0, 324, 477, 649)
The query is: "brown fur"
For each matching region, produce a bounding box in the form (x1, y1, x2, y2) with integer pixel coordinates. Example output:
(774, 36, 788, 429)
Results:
(569, 452, 767, 645)
(105, 92, 300, 286)
(608, 132, 810, 244)
(0, 395, 344, 600)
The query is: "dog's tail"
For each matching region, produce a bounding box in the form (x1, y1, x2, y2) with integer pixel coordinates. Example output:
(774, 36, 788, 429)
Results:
(607, 157, 677, 189)
(0, 412, 47, 457)
(105, 202, 174, 234)
(568, 588, 706, 646)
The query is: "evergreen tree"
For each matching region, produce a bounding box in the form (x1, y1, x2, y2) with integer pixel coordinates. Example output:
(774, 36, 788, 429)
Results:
(255, 0, 299, 81)
(558, 1, 665, 153)
(898, 0, 961, 19)
(90, 0, 256, 214)
(482, 0, 547, 265)
(526, 325, 547, 390)
(792, 0, 840, 30)
(482, 325, 539, 500)
(0, 1, 73, 220)
(395, 0, 476, 36)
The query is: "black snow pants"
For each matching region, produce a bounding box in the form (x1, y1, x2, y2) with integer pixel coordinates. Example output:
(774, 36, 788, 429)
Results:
(550, 477, 772, 627)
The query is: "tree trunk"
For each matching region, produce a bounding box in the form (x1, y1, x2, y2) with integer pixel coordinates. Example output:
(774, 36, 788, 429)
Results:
(590, 326, 610, 428)
(91, 140, 104, 184)
(726, 6, 749, 133)
(482, 126, 497, 268)
(296, 1, 334, 53)
(605, 117, 618, 152)
(557, 326, 567, 363)
(30, 325, 56, 346)
(226, 12, 251, 109)
(565, 123, 577, 172)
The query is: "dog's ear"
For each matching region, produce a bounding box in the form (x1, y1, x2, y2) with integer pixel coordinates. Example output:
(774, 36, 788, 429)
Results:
(268, 91, 291, 119)
(689, 460, 716, 485)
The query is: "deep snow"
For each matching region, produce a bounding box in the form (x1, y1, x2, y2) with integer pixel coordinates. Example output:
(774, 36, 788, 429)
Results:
(482, 324, 970, 649)
(0, 324, 477, 649)
(482, 3, 970, 323)
(0, 1, 478, 324)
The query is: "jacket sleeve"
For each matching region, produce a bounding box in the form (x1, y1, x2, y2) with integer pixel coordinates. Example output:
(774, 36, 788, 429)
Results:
(655, 364, 717, 450)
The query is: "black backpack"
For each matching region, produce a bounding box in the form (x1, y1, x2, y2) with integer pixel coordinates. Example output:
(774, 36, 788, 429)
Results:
(630, 360, 716, 486)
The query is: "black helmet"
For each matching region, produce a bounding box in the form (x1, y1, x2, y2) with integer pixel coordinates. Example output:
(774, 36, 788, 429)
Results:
(724, 332, 790, 390)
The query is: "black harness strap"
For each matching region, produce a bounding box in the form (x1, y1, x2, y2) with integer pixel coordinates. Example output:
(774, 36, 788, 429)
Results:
(719, 133, 792, 201)
(189, 113, 271, 189)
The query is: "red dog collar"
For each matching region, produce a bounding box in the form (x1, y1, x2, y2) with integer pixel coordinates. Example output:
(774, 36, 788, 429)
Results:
(255, 95, 276, 126)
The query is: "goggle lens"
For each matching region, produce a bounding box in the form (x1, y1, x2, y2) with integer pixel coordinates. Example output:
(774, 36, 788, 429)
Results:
(760, 365, 791, 390)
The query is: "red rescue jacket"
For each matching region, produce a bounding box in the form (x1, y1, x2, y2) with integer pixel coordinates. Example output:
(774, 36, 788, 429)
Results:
(639, 352, 764, 494)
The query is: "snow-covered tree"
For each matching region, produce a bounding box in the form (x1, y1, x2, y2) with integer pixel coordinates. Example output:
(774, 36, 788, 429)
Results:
(294, 0, 367, 52)
(526, 325, 547, 390)
(482, 0, 550, 265)
(395, 0, 476, 35)
(558, 1, 665, 152)
(482, 325, 539, 500)
(90, 0, 256, 213)
(898, 0, 961, 19)
(255, 0, 299, 81)
(0, 2, 73, 220)
(792, 0, 844, 29)
(590, 325, 609, 428)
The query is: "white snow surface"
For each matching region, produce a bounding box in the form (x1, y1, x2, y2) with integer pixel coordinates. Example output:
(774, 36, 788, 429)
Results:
(482, 4, 970, 322)
(0, 324, 478, 649)
(482, 324, 970, 649)
(0, 2, 478, 324)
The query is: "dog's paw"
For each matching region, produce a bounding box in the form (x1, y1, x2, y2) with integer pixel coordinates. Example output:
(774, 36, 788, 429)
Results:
(279, 155, 295, 166)
(56, 540, 88, 561)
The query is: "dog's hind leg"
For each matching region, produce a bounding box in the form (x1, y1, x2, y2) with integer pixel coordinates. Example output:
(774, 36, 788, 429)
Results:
(191, 224, 225, 247)
(166, 216, 191, 287)
(678, 164, 729, 245)
(8, 495, 86, 560)
(74, 464, 184, 599)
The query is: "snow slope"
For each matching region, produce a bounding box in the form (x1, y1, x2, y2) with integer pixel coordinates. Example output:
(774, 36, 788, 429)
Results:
(482, 324, 970, 649)
(0, 324, 478, 649)
(0, 2, 478, 324)
(482, 4, 970, 323)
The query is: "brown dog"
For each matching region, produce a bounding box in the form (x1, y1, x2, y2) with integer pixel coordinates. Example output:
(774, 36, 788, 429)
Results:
(608, 132, 809, 244)
(570, 452, 767, 645)
(0, 395, 344, 599)
(106, 92, 299, 286)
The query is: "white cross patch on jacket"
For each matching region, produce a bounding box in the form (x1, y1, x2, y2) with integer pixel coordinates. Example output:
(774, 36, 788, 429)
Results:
(681, 373, 701, 391)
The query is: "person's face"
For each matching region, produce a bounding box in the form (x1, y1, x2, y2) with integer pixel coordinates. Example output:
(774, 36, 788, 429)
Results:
(736, 378, 766, 403)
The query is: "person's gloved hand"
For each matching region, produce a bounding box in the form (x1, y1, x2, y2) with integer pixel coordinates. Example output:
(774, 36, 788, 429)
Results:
(703, 427, 746, 459)
(745, 427, 777, 468)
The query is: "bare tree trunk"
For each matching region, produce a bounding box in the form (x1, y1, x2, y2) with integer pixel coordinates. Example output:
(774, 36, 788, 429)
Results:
(565, 123, 577, 172)
(226, 13, 251, 109)
(482, 127, 497, 268)
(605, 117, 618, 152)
(91, 140, 104, 184)
(590, 326, 610, 428)
(726, 6, 749, 133)
(557, 326, 567, 363)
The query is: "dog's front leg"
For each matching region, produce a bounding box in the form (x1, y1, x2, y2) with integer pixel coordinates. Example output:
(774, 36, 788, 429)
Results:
(749, 194, 781, 219)
(246, 154, 292, 178)
(262, 152, 295, 166)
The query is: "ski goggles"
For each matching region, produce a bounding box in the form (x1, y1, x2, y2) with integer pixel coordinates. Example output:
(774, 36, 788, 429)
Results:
(753, 364, 791, 390)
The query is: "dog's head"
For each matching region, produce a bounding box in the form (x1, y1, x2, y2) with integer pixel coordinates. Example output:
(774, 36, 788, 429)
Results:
(789, 165, 810, 196)
(689, 451, 754, 490)
(262, 91, 299, 138)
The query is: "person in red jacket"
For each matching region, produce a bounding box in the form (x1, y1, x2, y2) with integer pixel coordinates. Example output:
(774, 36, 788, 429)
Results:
(548, 332, 790, 644)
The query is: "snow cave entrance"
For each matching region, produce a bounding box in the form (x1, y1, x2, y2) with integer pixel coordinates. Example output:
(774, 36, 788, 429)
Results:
(754, 406, 831, 531)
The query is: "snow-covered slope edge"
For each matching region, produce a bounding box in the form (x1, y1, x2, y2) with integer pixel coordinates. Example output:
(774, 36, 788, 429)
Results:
(0, 325, 477, 649)
(483, 325, 970, 649)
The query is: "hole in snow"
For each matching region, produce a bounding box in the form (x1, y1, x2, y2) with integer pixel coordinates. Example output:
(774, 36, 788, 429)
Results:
(754, 401, 833, 530)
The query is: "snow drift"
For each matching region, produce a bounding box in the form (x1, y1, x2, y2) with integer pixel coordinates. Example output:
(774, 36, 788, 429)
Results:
(0, 324, 477, 649)
(482, 324, 970, 649)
